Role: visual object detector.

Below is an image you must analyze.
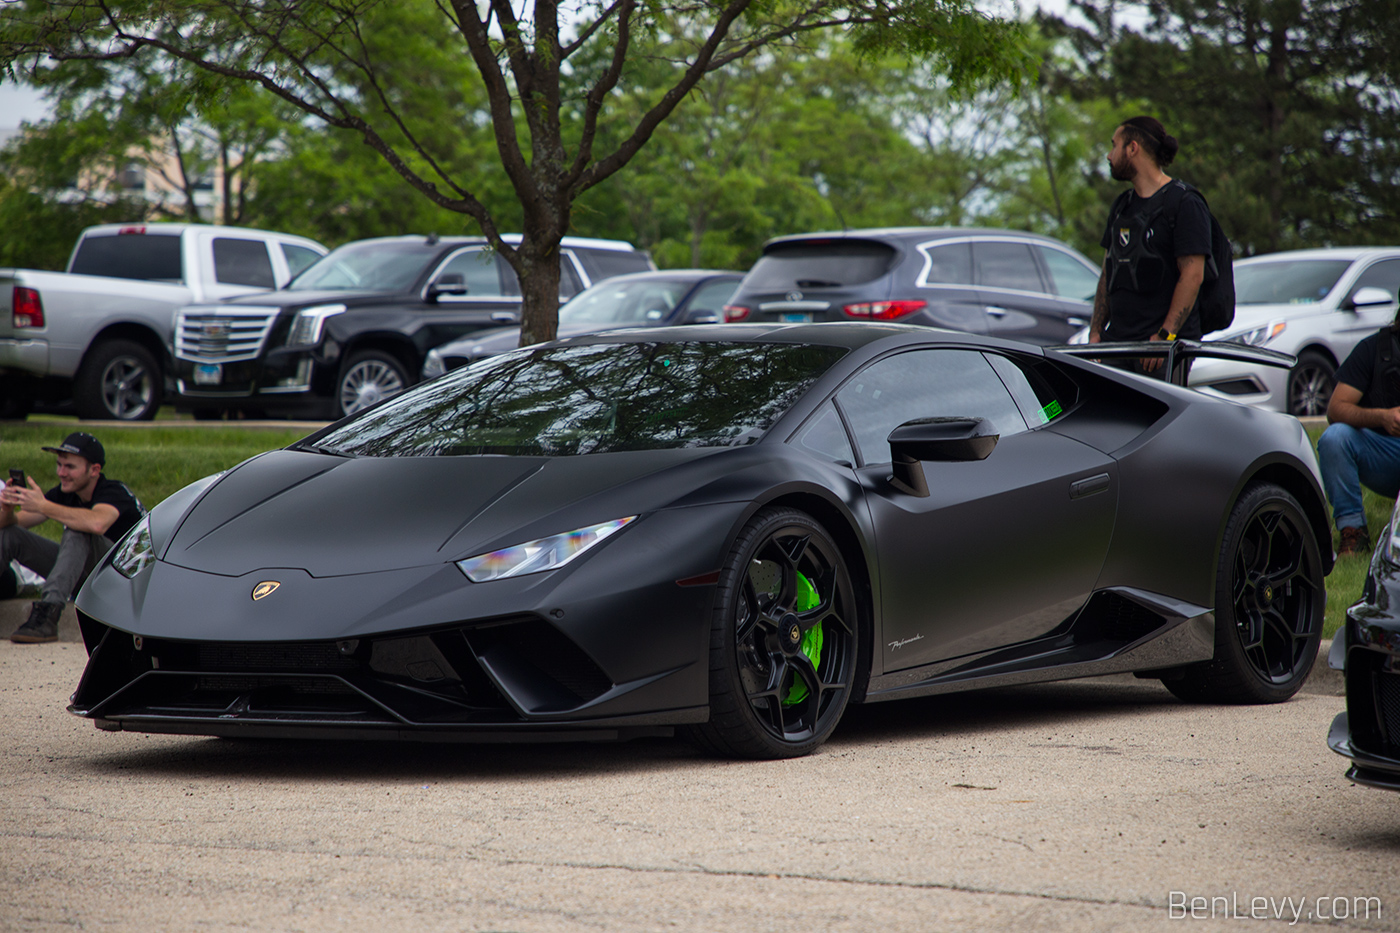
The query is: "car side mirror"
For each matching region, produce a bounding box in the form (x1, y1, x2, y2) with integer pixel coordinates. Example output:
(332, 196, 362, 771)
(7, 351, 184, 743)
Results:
(886, 417, 999, 497)
(682, 308, 721, 324)
(1349, 286, 1394, 310)
(427, 273, 468, 302)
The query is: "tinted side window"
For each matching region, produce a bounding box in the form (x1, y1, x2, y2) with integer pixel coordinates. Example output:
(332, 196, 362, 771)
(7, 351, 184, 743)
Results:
(836, 349, 1028, 465)
(69, 233, 183, 281)
(576, 248, 653, 281)
(973, 241, 1044, 293)
(1037, 246, 1099, 302)
(792, 402, 855, 464)
(1352, 259, 1400, 302)
(920, 242, 972, 285)
(282, 244, 322, 280)
(439, 248, 506, 298)
(686, 279, 741, 313)
(559, 253, 585, 298)
(213, 238, 276, 287)
(985, 353, 1075, 426)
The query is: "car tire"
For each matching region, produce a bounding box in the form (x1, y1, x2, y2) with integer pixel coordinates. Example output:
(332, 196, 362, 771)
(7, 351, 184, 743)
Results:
(337, 350, 408, 417)
(1287, 351, 1335, 417)
(73, 339, 161, 421)
(682, 507, 860, 759)
(1162, 482, 1325, 704)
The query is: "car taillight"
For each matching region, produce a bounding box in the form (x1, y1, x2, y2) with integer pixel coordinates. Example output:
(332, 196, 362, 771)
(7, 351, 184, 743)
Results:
(723, 305, 751, 322)
(12, 286, 43, 328)
(843, 300, 927, 321)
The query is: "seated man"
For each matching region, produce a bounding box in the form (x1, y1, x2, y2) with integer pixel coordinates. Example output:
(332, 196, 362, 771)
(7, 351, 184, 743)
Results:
(0, 433, 144, 643)
(1319, 327, 1400, 555)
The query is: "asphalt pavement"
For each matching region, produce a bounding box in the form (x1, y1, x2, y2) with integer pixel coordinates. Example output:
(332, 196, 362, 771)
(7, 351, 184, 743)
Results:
(0, 615, 1395, 933)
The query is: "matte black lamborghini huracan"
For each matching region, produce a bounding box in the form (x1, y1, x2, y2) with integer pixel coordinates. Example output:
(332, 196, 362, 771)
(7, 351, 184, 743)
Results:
(71, 324, 1332, 758)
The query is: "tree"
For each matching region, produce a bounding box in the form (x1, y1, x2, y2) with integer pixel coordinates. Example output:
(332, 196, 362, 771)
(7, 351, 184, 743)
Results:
(0, 0, 1032, 344)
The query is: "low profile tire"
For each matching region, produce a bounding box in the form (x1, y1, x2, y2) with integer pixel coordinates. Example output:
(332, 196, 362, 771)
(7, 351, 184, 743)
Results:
(73, 339, 161, 420)
(682, 507, 860, 759)
(1287, 351, 1335, 417)
(337, 350, 408, 417)
(1163, 482, 1325, 704)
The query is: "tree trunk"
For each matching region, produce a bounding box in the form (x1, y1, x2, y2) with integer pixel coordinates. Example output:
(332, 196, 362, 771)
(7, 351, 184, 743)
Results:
(514, 236, 565, 347)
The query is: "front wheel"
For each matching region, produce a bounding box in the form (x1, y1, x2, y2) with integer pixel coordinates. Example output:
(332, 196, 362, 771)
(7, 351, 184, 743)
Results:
(682, 507, 860, 759)
(1287, 351, 1335, 417)
(73, 339, 161, 420)
(337, 350, 408, 417)
(1163, 482, 1325, 703)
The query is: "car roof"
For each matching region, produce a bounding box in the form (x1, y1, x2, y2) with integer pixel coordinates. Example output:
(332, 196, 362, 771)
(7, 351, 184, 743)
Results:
(325, 234, 643, 251)
(581, 269, 742, 284)
(561, 321, 1004, 353)
(1237, 247, 1400, 265)
(761, 227, 1079, 250)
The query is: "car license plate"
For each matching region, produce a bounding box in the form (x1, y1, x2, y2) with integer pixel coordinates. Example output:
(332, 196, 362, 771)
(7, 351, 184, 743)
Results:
(780, 312, 813, 323)
(193, 363, 223, 385)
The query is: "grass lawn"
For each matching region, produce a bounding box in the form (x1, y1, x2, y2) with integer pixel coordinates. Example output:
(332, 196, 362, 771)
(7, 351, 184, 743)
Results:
(0, 417, 1383, 640)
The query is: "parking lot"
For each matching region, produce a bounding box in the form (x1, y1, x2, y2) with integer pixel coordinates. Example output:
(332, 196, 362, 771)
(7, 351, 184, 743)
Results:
(2, 628, 1395, 933)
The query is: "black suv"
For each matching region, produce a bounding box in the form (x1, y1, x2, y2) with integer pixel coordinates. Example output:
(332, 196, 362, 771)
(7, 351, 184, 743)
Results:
(723, 228, 1099, 345)
(171, 234, 653, 419)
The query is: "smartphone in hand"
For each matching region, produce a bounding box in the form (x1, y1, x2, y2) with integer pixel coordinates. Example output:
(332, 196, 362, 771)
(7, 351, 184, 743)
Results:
(7, 468, 23, 488)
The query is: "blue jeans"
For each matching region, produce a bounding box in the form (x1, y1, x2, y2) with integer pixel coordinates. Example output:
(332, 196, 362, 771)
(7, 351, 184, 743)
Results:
(1317, 423, 1400, 530)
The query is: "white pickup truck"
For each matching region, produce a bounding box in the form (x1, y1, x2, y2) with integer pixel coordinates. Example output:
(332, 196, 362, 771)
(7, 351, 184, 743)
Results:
(0, 223, 326, 420)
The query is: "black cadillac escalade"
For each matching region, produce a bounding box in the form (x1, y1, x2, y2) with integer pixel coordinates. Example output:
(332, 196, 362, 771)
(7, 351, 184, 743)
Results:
(171, 234, 653, 419)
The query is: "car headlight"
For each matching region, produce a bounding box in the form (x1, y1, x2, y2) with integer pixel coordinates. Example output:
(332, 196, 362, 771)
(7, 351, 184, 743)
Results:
(1229, 321, 1286, 347)
(110, 516, 155, 579)
(286, 304, 346, 346)
(422, 348, 446, 380)
(456, 516, 637, 582)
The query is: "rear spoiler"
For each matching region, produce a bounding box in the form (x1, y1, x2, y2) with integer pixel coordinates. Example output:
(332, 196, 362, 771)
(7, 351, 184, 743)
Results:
(1048, 339, 1296, 388)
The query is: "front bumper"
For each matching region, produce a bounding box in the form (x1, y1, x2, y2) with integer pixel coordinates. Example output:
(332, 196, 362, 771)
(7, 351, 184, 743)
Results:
(1330, 554, 1400, 790)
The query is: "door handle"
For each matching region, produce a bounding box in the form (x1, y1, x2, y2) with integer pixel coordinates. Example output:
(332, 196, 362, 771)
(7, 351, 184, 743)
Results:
(1069, 473, 1111, 499)
(491, 311, 519, 323)
(985, 306, 1008, 317)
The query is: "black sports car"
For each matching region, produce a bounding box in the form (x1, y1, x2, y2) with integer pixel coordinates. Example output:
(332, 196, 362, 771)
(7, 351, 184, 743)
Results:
(1327, 494, 1400, 791)
(71, 325, 1331, 758)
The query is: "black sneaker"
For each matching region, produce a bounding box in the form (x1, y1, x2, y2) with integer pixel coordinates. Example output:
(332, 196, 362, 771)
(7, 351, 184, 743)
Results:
(10, 601, 62, 644)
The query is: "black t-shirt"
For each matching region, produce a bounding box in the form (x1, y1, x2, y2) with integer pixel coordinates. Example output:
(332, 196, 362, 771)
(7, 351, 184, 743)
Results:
(45, 476, 145, 543)
(1335, 330, 1400, 410)
(1100, 180, 1213, 341)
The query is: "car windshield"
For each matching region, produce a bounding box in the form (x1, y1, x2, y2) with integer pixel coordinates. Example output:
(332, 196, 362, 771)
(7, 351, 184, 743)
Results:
(559, 279, 692, 324)
(306, 341, 847, 457)
(289, 241, 441, 292)
(1234, 259, 1352, 305)
(744, 240, 897, 290)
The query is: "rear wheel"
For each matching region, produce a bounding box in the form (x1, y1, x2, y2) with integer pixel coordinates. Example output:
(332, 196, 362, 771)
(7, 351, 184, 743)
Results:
(337, 350, 408, 417)
(682, 507, 859, 759)
(73, 339, 160, 420)
(1163, 482, 1324, 703)
(1286, 351, 1335, 417)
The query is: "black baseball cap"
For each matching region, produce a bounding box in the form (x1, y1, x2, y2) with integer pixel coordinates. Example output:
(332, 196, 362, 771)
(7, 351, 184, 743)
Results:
(42, 432, 105, 466)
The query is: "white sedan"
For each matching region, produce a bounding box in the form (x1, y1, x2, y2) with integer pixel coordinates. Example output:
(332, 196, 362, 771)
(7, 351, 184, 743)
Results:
(1188, 248, 1400, 416)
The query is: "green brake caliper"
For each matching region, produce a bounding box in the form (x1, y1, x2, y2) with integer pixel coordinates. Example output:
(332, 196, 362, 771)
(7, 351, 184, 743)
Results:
(782, 571, 824, 706)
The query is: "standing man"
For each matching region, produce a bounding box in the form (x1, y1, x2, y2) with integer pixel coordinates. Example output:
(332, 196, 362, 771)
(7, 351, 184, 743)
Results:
(1317, 327, 1400, 555)
(0, 433, 144, 643)
(1088, 116, 1212, 378)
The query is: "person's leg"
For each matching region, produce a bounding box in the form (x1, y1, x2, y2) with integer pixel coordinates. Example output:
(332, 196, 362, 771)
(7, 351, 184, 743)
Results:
(1354, 430, 1400, 502)
(0, 525, 61, 581)
(1318, 423, 1369, 531)
(38, 528, 110, 605)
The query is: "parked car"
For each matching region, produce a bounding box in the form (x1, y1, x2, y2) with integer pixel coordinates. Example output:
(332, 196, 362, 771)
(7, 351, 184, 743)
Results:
(0, 223, 326, 420)
(720, 228, 1099, 345)
(1188, 248, 1400, 416)
(171, 234, 654, 419)
(422, 269, 742, 377)
(1328, 492, 1400, 791)
(72, 324, 1328, 758)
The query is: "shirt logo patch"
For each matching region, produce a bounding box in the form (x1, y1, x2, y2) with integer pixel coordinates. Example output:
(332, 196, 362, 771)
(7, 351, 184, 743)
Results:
(1118, 228, 1131, 247)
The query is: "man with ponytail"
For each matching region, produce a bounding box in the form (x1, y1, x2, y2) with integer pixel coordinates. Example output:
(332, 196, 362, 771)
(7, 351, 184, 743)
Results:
(1088, 117, 1212, 378)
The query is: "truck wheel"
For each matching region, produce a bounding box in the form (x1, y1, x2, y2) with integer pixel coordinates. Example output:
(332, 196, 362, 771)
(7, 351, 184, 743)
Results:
(338, 350, 408, 417)
(74, 339, 161, 421)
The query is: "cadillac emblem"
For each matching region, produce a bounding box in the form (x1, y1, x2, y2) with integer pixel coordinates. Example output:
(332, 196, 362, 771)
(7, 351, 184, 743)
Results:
(251, 581, 281, 601)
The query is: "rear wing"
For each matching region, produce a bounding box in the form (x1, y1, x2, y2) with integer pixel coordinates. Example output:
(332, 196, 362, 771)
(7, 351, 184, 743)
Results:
(1049, 339, 1296, 388)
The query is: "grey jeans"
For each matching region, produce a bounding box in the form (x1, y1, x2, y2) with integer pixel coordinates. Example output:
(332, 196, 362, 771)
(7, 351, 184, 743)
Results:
(0, 524, 112, 605)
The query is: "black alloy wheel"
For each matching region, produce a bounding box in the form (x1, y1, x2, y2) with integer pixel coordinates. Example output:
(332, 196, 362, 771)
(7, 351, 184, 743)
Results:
(1163, 482, 1324, 703)
(1287, 351, 1335, 417)
(683, 507, 859, 758)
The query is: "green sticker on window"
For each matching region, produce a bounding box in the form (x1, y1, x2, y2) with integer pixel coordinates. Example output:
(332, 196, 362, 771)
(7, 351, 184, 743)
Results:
(1039, 399, 1063, 423)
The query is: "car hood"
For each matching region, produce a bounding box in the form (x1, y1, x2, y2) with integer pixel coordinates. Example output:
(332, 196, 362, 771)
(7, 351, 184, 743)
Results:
(1213, 302, 1329, 338)
(159, 447, 728, 577)
(215, 288, 410, 310)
